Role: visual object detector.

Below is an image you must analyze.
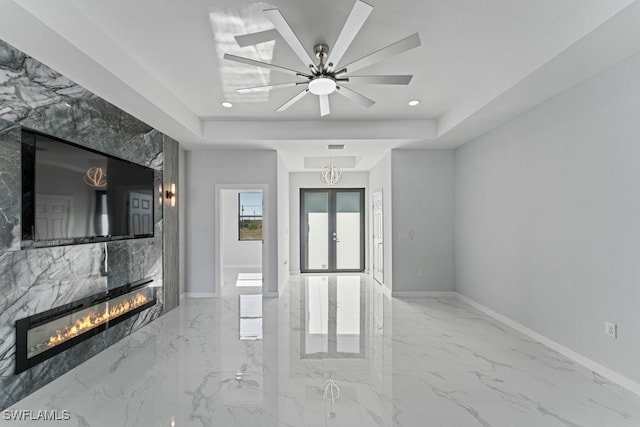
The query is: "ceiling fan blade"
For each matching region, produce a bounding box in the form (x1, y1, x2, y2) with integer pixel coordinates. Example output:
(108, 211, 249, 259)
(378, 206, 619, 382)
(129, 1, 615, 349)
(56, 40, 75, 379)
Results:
(234, 29, 278, 47)
(264, 8, 316, 68)
(276, 89, 309, 112)
(319, 94, 331, 116)
(336, 85, 375, 108)
(326, 0, 374, 70)
(345, 75, 413, 85)
(341, 33, 421, 74)
(223, 53, 311, 77)
(237, 81, 307, 94)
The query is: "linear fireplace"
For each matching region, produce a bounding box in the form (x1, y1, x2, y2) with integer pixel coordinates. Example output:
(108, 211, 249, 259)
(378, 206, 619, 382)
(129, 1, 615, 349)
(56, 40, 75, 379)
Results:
(15, 278, 157, 374)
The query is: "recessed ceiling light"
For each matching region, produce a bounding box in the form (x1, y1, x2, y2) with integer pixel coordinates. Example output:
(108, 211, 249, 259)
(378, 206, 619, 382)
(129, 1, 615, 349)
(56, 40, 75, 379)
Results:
(408, 99, 420, 106)
(221, 101, 233, 108)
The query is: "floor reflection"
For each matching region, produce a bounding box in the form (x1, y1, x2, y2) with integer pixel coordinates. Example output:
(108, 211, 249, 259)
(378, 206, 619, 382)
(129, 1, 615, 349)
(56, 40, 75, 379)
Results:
(301, 275, 366, 359)
(222, 268, 265, 406)
(235, 272, 262, 287)
(7, 272, 640, 427)
(239, 294, 262, 340)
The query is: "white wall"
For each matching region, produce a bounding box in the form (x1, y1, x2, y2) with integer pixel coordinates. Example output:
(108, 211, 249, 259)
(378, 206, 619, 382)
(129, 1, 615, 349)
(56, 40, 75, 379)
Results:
(220, 189, 262, 267)
(368, 153, 393, 292)
(289, 171, 369, 273)
(455, 52, 640, 383)
(185, 149, 278, 296)
(277, 155, 290, 288)
(391, 150, 455, 294)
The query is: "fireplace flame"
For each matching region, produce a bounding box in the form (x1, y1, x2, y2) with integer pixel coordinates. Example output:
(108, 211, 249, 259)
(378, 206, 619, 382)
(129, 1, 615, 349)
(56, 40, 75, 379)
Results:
(47, 292, 149, 348)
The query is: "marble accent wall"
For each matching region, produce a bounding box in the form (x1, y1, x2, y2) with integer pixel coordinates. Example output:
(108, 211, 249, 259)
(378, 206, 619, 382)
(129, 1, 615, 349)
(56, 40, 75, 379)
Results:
(0, 38, 170, 409)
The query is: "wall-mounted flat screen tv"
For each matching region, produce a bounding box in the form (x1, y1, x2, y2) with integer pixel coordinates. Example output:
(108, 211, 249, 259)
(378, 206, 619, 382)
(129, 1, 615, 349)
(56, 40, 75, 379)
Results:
(21, 129, 155, 245)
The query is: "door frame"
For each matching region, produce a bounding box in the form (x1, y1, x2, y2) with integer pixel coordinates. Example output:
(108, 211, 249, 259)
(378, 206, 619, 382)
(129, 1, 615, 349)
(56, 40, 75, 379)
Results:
(300, 188, 365, 273)
(214, 184, 270, 297)
(371, 190, 384, 285)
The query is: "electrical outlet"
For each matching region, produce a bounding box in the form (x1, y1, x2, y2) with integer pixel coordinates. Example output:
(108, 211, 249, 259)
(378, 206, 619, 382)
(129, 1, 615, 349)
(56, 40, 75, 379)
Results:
(417, 269, 424, 277)
(605, 321, 617, 339)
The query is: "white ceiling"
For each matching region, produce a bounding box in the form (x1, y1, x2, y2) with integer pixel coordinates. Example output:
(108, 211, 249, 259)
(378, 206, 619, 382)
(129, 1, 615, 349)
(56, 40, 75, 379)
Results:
(2, 0, 640, 171)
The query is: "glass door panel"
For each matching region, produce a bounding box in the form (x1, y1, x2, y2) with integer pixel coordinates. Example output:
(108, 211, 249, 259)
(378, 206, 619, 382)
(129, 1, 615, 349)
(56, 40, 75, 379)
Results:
(335, 191, 362, 270)
(301, 189, 364, 272)
(303, 191, 329, 270)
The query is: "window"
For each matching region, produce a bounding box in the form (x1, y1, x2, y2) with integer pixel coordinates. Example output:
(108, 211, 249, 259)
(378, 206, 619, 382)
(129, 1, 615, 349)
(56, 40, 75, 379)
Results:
(238, 192, 262, 240)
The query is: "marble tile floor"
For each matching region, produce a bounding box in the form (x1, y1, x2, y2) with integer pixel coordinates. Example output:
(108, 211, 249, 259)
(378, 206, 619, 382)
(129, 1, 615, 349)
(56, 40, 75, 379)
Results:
(5, 273, 640, 427)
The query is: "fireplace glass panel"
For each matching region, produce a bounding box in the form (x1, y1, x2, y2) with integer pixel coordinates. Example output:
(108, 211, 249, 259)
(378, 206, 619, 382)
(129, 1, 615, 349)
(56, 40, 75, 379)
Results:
(26, 286, 154, 359)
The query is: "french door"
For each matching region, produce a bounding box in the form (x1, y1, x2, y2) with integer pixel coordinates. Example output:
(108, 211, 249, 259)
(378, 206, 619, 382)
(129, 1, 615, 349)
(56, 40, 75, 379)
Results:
(300, 188, 365, 273)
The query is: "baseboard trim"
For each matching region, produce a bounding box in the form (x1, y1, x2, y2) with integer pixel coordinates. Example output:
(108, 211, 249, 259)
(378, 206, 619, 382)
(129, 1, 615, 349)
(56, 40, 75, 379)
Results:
(185, 292, 217, 298)
(392, 290, 457, 298)
(179, 292, 186, 302)
(374, 281, 392, 297)
(456, 293, 640, 397)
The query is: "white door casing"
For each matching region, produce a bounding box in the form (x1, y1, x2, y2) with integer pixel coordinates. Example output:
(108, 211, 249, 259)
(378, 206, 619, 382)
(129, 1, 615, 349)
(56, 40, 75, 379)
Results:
(372, 190, 384, 285)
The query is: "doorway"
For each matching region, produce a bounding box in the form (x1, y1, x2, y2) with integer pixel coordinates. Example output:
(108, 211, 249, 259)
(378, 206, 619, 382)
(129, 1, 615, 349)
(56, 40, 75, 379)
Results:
(300, 188, 365, 273)
(216, 186, 267, 296)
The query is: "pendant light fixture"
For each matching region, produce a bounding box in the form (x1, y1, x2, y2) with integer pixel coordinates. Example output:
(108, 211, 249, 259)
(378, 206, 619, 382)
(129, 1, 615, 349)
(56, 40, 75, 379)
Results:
(84, 167, 107, 188)
(320, 159, 342, 185)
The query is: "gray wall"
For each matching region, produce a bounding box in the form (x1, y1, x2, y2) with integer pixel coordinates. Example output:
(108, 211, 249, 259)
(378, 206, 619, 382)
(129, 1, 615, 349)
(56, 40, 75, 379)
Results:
(0, 38, 174, 409)
(391, 150, 455, 294)
(184, 149, 278, 296)
(455, 52, 640, 382)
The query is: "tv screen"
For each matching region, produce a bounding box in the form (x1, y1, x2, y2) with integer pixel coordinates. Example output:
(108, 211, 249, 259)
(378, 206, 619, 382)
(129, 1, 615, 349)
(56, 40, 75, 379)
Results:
(21, 129, 155, 244)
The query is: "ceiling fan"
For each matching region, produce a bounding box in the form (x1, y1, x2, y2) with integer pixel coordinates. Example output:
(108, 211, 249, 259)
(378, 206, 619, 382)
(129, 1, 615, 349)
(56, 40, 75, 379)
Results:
(223, 0, 421, 116)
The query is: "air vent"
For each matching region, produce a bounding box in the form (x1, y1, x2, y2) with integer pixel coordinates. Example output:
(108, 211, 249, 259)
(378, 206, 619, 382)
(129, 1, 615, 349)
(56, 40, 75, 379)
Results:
(328, 144, 345, 150)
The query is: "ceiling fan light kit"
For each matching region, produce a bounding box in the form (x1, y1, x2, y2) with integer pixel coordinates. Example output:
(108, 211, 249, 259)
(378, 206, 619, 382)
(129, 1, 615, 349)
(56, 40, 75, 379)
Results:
(224, 0, 421, 117)
(309, 77, 336, 96)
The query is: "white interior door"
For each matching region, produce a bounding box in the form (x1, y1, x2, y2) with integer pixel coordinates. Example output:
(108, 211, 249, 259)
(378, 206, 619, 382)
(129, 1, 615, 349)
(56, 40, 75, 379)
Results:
(129, 192, 153, 235)
(35, 194, 72, 240)
(372, 191, 384, 285)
